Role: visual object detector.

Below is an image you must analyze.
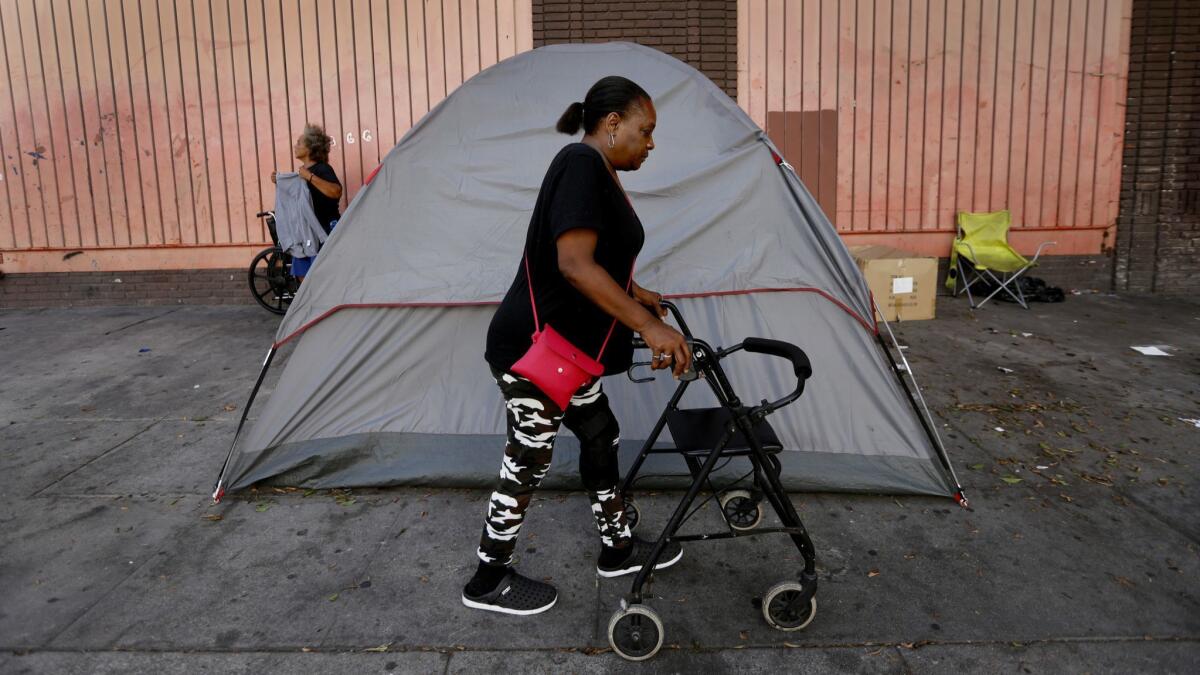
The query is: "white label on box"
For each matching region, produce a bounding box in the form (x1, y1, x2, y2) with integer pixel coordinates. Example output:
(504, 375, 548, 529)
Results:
(892, 276, 914, 294)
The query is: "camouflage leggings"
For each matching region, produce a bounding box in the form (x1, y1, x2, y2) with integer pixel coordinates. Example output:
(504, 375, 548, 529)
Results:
(477, 366, 632, 567)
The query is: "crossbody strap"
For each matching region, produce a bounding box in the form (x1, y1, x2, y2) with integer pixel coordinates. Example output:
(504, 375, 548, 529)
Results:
(523, 252, 633, 361)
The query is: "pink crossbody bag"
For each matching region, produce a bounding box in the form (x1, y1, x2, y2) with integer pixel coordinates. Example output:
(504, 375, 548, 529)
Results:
(510, 252, 633, 410)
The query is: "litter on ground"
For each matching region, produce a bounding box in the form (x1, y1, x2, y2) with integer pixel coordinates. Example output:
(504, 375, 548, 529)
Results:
(1130, 345, 1173, 357)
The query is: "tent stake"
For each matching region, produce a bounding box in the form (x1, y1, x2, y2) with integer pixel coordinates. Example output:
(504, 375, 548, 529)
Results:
(873, 309, 969, 509)
(211, 346, 277, 503)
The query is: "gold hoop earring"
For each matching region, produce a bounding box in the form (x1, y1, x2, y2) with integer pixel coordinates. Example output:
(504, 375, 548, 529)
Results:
(608, 133, 615, 149)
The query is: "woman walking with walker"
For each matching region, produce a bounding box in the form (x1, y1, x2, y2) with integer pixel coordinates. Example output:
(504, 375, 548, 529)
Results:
(462, 76, 693, 615)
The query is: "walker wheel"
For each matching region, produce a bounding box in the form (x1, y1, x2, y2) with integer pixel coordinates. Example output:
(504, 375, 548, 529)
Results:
(607, 604, 664, 661)
(622, 498, 641, 532)
(719, 489, 764, 531)
(762, 581, 817, 631)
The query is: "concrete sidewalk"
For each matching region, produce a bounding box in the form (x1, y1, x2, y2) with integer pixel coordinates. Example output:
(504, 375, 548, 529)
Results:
(1, 295, 1197, 673)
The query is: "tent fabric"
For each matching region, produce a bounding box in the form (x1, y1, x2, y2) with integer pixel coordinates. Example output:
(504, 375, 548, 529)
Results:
(273, 42, 874, 344)
(221, 42, 956, 498)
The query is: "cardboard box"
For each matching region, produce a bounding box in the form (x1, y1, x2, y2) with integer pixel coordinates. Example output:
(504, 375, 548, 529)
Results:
(849, 245, 937, 322)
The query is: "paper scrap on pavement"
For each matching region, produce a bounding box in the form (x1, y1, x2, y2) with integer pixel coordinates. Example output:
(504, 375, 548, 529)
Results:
(1131, 346, 1172, 357)
(1179, 418, 1200, 429)
(997, 366, 1014, 373)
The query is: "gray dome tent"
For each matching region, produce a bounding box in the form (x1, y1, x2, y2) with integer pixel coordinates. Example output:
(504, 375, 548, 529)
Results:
(213, 43, 963, 504)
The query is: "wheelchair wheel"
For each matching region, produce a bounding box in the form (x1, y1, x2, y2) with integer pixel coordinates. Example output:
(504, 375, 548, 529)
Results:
(248, 247, 294, 315)
(622, 498, 641, 532)
(608, 604, 664, 661)
(719, 489, 764, 531)
(762, 581, 816, 631)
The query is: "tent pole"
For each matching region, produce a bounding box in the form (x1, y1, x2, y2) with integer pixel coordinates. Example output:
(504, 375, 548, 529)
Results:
(872, 308, 969, 509)
(765, 140, 867, 310)
(763, 138, 967, 507)
(211, 346, 277, 503)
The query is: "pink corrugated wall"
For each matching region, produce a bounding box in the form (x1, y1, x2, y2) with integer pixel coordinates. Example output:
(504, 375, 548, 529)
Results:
(740, 0, 1131, 256)
(0, 0, 533, 273)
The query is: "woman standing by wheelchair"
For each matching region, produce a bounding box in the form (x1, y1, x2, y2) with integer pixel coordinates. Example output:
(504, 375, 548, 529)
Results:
(270, 124, 342, 281)
(462, 76, 692, 616)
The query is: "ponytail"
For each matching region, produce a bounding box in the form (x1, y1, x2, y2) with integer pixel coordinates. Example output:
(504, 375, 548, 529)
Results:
(556, 101, 585, 134)
(555, 76, 650, 136)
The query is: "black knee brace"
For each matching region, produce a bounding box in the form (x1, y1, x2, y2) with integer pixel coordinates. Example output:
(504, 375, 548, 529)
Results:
(566, 403, 621, 492)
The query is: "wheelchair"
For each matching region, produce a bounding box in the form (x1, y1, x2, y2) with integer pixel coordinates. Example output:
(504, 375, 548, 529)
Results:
(247, 211, 298, 315)
(607, 301, 819, 661)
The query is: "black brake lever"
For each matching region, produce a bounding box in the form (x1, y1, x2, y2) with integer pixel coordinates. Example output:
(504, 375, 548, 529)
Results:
(626, 361, 657, 384)
(626, 361, 700, 383)
(627, 352, 701, 384)
(628, 310, 700, 383)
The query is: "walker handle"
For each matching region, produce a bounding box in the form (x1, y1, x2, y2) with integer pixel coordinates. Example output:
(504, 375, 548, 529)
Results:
(742, 337, 812, 380)
(741, 337, 812, 413)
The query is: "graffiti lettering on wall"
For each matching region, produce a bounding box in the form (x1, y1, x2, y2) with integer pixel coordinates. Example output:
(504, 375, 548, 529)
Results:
(328, 130, 373, 149)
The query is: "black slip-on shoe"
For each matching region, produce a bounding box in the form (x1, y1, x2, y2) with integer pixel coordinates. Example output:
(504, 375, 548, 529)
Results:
(461, 569, 558, 616)
(596, 537, 684, 578)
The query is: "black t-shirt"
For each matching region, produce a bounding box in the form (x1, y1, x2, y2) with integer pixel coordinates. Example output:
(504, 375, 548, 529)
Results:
(306, 162, 341, 233)
(486, 143, 645, 376)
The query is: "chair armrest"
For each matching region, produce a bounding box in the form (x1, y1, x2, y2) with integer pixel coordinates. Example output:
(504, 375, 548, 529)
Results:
(958, 240, 979, 262)
(1029, 241, 1057, 264)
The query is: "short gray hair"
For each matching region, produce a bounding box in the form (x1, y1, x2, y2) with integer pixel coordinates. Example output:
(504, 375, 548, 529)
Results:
(299, 124, 333, 163)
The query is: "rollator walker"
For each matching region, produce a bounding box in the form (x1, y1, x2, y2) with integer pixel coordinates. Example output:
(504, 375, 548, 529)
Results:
(607, 301, 818, 661)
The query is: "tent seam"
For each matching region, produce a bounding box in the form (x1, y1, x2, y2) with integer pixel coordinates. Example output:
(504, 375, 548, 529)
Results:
(272, 287, 878, 349)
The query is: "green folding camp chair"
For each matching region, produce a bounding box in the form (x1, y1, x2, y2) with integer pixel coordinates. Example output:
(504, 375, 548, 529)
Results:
(945, 210, 1055, 309)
